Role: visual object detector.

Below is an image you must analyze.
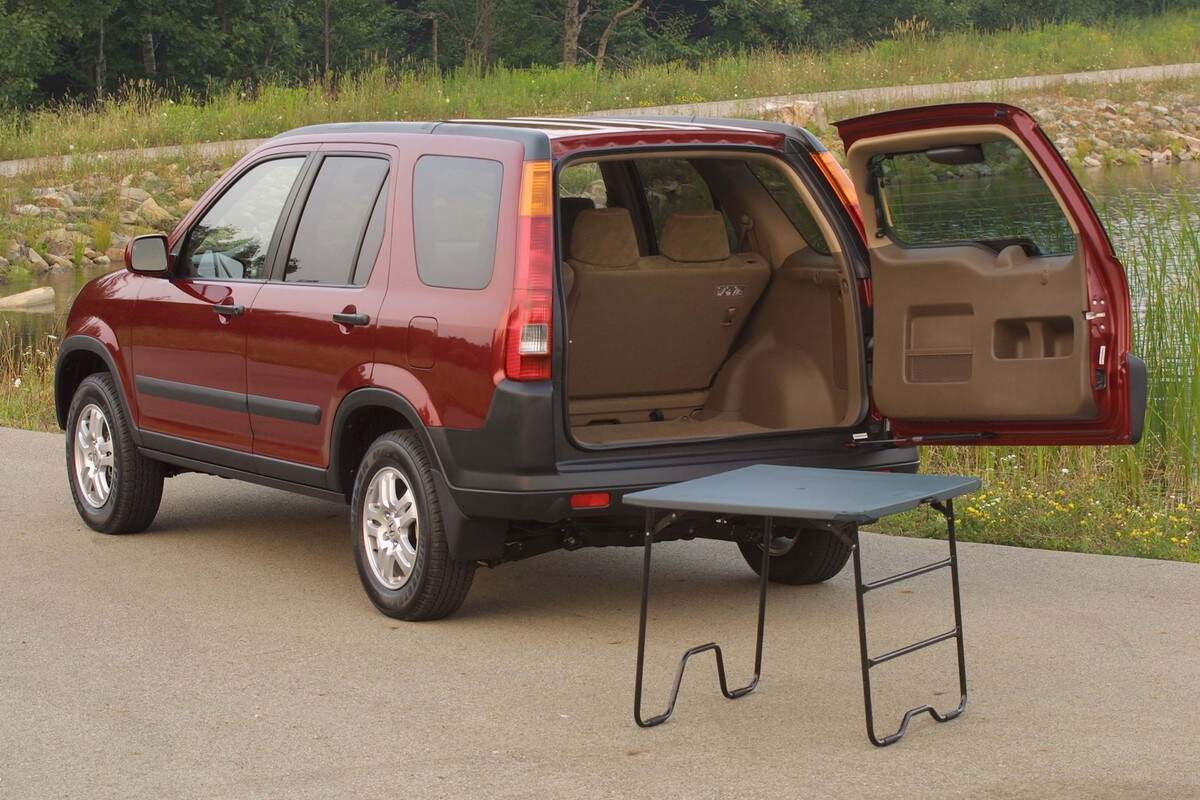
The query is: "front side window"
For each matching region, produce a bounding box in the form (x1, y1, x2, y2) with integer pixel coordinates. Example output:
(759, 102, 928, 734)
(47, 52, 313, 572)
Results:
(181, 157, 304, 280)
(870, 139, 1076, 256)
(413, 155, 503, 290)
(283, 156, 390, 285)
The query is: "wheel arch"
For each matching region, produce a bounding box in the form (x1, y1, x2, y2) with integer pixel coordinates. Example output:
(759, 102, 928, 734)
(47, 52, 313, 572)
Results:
(328, 387, 442, 500)
(56, 336, 139, 444)
(328, 387, 507, 562)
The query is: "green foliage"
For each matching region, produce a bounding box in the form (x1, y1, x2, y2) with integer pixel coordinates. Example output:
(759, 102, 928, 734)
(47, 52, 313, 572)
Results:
(2, 1, 1198, 110)
(2, 10, 1197, 160)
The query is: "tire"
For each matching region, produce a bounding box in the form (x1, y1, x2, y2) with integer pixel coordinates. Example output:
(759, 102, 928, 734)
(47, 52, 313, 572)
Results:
(350, 430, 475, 621)
(737, 524, 852, 585)
(65, 372, 164, 534)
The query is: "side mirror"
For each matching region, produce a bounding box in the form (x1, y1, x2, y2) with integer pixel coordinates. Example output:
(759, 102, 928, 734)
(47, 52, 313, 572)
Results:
(125, 234, 170, 275)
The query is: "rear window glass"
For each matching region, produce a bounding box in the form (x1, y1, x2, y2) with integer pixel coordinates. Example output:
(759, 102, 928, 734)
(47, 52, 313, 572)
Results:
(413, 155, 503, 290)
(747, 161, 831, 255)
(284, 156, 389, 285)
(633, 159, 736, 252)
(871, 139, 1076, 256)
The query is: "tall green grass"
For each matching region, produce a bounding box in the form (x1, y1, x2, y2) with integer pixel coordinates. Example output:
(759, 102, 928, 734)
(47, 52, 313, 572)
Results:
(1, 11, 1197, 161)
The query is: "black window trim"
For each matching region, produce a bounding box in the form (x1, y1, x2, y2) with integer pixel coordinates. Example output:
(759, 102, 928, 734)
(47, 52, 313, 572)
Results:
(172, 151, 315, 284)
(266, 149, 393, 287)
(411, 152, 505, 291)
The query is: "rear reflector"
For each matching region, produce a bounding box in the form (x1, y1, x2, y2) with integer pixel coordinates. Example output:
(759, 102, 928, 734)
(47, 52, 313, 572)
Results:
(570, 492, 611, 510)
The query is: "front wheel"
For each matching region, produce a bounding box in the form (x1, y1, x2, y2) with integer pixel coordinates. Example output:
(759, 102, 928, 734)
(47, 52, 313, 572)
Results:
(737, 524, 852, 585)
(65, 373, 164, 534)
(350, 431, 475, 620)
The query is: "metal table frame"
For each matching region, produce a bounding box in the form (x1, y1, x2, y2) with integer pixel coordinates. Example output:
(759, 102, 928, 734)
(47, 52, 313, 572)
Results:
(629, 468, 973, 747)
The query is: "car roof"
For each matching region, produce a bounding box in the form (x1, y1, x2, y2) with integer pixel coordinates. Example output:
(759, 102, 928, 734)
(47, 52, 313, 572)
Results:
(269, 116, 827, 160)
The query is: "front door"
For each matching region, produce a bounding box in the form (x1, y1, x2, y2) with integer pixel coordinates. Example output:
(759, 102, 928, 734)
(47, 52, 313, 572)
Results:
(131, 152, 310, 451)
(836, 103, 1144, 445)
(245, 146, 395, 468)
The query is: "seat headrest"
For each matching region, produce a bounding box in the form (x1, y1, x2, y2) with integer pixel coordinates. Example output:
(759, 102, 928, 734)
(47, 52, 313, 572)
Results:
(659, 210, 731, 262)
(570, 207, 639, 268)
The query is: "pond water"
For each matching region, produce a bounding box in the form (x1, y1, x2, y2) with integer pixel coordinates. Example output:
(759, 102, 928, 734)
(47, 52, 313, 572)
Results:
(3, 162, 1199, 356)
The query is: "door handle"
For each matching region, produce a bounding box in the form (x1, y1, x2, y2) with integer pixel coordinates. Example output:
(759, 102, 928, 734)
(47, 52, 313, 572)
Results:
(213, 303, 245, 317)
(333, 312, 370, 327)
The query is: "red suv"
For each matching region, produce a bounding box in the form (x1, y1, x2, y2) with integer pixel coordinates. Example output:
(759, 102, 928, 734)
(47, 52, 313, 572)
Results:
(55, 105, 1146, 619)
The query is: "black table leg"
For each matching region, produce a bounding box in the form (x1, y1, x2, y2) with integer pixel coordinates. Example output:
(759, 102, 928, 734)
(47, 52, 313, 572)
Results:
(850, 499, 969, 746)
(634, 510, 772, 727)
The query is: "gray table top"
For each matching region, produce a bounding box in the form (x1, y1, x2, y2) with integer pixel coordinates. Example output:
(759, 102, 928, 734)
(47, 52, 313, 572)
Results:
(623, 465, 980, 523)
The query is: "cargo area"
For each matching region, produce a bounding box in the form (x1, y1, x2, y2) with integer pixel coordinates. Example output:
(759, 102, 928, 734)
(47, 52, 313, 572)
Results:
(559, 152, 864, 447)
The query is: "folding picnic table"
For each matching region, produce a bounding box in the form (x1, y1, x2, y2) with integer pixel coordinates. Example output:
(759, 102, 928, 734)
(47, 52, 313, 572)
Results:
(624, 464, 981, 747)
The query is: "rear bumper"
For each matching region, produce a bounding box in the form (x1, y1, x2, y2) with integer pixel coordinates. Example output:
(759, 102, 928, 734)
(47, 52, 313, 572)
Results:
(426, 381, 919, 524)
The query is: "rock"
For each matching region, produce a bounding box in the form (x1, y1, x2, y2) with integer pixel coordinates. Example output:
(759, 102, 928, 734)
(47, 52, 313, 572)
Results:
(119, 174, 134, 188)
(1082, 155, 1103, 168)
(118, 210, 138, 225)
(137, 197, 174, 228)
(84, 247, 99, 259)
(40, 227, 89, 258)
(4, 241, 20, 262)
(1090, 135, 1109, 150)
(758, 99, 821, 128)
(34, 191, 74, 209)
(0, 255, 9, 269)
(0, 286, 55, 310)
(94, 255, 111, 267)
(105, 246, 126, 263)
(46, 254, 73, 270)
(27, 248, 50, 273)
(1135, 147, 1154, 160)
(178, 198, 196, 213)
(15, 204, 41, 216)
(1150, 105, 1169, 115)
(119, 186, 151, 203)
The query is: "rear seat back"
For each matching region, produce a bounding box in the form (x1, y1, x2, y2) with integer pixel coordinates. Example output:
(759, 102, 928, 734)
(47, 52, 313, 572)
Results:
(567, 207, 770, 400)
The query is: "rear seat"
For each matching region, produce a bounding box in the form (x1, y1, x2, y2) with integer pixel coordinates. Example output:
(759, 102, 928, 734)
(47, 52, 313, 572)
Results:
(567, 207, 770, 400)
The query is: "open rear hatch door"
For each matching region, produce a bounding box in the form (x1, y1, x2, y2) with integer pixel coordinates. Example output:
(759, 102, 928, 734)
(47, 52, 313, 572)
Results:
(836, 103, 1146, 446)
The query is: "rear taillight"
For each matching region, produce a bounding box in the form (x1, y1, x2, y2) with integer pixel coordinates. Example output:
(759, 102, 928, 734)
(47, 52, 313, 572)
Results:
(505, 160, 555, 381)
(814, 151, 865, 240)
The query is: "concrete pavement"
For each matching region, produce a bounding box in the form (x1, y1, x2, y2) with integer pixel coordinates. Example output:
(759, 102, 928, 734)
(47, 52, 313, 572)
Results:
(1, 426, 1198, 799)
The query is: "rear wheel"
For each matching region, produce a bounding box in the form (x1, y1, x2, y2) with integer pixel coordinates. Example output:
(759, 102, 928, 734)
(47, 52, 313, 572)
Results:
(350, 430, 475, 620)
(737, 524, 852, 585)
(65, 373, 164, 534)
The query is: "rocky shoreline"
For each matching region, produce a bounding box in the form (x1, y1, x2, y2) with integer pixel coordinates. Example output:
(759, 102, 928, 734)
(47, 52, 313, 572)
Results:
(2, 89, 1198, 282)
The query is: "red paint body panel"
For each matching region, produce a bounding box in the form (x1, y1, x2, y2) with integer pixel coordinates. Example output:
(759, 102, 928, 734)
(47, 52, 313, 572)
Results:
(244, 142, 396, 466)
(369, 135, 525, 431)
(132, 279, 263, 449)
(835, 103, 1135, 445)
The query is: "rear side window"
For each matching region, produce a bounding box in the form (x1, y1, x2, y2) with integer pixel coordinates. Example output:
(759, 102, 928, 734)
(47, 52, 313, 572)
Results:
(870, 139, 1076, 256)
(633, 159, 736, 252)
(284, 156, 390, 285)
(413, 155, 503, 290)
(182, 157, 304, 280)
(747, 161, 831, 255)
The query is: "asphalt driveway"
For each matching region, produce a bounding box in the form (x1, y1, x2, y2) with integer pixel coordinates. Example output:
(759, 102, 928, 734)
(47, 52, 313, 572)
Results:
(2, 426, 1198, 799)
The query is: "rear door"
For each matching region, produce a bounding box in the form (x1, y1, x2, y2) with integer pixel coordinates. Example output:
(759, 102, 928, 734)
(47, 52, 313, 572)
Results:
(245, 144, 395, 468)
(835, 103, 1145, 445)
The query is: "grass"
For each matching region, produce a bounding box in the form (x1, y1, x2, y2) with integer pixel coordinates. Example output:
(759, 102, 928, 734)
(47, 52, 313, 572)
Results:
(1, 320, 58, 432)
(1, 11, 1198, 160)
(879, 192, 1200, 562)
